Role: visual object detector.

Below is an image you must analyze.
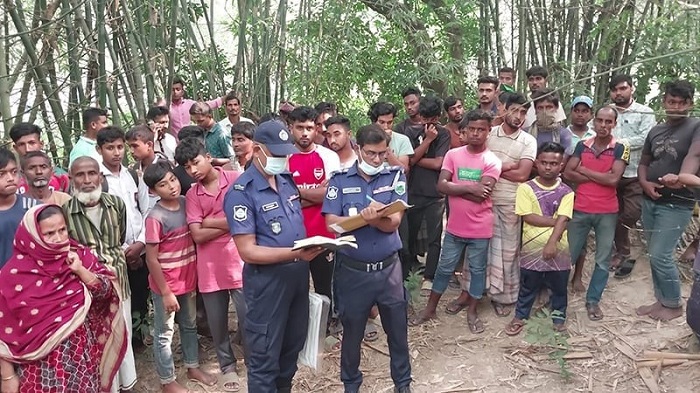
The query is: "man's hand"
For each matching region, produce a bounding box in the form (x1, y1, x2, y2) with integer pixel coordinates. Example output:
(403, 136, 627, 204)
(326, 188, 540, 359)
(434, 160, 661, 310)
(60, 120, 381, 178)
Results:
(640, 180, 663, 200)
(425, 124, 438, 142)
(542, 241, 557, 260)
(163, 292, 180, 313)
(125, 242, 145, 269)
(296, 246, 325, 262)
(360, 201, 386, 227)
(659, 174, 683, 189)
(467, 183, 493, 200)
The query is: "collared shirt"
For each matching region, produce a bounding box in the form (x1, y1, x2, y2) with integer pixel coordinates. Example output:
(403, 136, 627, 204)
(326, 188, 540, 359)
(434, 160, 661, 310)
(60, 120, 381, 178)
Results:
(204, 123, 235, 160)
(572, 138, 629, 214)
(68, 136, 102, 167)
(132, 155, 166, 211)
(218, 116, 255, 134)
(101, 163, 149, 248)
(155, 133, 177, 165)
(487, 125, 537, 205)
(567, 125, 596, 147)
(63, 193, 129, 297)
(611, 101, 657, 178)
(322, 164, 407, 261)
(224, 166, 306, 255)
(169, 97, 223, 138)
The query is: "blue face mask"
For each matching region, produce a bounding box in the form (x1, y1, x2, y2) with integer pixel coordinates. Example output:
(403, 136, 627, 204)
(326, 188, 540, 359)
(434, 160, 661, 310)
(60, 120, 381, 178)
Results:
(358, 150, 383, 176)
(258, 149, 288, 175)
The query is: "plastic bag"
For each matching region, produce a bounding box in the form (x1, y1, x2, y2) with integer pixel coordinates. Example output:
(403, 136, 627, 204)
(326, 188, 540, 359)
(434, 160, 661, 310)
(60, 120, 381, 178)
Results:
(298, 292, 330, 369)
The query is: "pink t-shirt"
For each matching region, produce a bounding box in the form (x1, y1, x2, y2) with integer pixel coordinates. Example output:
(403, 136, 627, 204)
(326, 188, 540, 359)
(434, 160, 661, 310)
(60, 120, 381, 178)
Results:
(145, 197, 197, 296)
(288, 145, 340, 237)
(185, 168, 243, 293)
(169, 97, 222, 138)
(441, 146, 502, 239)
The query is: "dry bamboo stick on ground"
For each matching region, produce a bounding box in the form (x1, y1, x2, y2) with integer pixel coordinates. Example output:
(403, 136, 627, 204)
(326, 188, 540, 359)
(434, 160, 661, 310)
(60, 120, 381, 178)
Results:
(636, 359, 687, 368)
(642, 350, 700, 360)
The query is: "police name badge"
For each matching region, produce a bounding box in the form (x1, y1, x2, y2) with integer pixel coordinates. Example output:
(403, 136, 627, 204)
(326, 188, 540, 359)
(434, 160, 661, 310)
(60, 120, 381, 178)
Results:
(394, 181, 406, 196)
(326, 186, 338, 200)
(270, 219, 282, 234)
(233, 205, 248, 222)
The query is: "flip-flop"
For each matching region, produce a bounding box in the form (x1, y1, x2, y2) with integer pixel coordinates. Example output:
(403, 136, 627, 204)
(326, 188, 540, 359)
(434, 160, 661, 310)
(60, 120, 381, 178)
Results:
(586, 303, 604, 321)
(221, 371, 241, 392)
(363, 322, 378, 342)
(609, 254, 626, 271)
(445, 300, 468, 315)
(467, 316, 485, 334)
(504, 319, 524, 336)
(324, 335, 342, 352)
(614, 259, 636, 279)
(491, 301, 511, 317)
(420, 280, 432, 297)
(553, 323, 568, 333)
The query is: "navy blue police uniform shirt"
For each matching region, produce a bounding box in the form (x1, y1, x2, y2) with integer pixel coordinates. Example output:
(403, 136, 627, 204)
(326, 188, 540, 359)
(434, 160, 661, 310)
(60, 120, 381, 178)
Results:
(224, 165, 307, 253)
(321, 164, 407, 262)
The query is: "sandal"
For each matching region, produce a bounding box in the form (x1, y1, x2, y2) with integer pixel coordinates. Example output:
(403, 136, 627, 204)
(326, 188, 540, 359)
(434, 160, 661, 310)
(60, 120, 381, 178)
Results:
(586, 303, 604, 321)
(324, 335, 341, 352)
(505, 319, 524, 336)
(363, 321, 378, 342)
(491, 301, 511, 317)
(221, 371, 241, 392)
(445, 300, 468, 315)
(609, 254, 626, 271)
(420, 280, 432, 297)
(467, 315, 485, 334)
(614, 259, 636, 279)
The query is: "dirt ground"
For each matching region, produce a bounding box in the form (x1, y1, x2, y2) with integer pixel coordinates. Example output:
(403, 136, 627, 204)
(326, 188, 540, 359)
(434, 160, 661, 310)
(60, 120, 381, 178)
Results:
(132, 235, 700, 393)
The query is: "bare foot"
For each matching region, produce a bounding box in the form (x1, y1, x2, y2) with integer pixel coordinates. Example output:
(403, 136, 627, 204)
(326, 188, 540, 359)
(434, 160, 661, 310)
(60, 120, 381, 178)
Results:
(681, 241, 698, 262)
(409, 308, 436, 326)
(636, 301, 662, 316)
(649, 305, 684, 321)
(571, 279, 586, 293)
(187, 367, 217, 386)
(161, 381, 190, 393)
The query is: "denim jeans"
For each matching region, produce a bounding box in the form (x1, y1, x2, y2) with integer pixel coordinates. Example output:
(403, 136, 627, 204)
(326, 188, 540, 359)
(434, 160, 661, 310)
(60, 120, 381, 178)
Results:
(567, 211, 617, 305)
(152, 291, 199, 384)
(514, 269, 570, 323)
(432, 232, 489, 298)
(641, 199, 693, 308)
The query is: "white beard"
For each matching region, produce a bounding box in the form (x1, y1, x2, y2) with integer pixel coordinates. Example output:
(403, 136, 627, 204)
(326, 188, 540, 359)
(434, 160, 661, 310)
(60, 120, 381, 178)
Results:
(74, 189, 102, 205)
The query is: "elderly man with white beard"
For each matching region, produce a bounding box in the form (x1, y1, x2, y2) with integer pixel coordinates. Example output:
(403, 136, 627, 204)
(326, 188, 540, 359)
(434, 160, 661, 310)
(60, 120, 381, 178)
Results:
(62, 156, 139, 393)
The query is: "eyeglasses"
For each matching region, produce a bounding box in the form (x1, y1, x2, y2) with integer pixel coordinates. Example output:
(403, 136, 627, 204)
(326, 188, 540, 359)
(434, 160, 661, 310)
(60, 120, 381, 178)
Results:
(361, 149, 388, 160)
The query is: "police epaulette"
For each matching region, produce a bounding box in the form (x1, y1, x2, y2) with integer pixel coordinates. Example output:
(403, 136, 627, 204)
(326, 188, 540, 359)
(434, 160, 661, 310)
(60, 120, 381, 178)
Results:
(329, 168, 351, 177)
(386, 165, 405, 173)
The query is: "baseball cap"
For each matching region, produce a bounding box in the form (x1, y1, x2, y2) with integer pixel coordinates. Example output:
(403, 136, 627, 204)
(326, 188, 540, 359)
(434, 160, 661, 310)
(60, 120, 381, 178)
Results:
(571, 95, 593, 109)
(253, 120, 299, 156)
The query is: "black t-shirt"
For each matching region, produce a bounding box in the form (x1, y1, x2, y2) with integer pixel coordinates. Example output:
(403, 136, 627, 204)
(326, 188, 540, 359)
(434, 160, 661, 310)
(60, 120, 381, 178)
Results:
(173, 165, 195, 196)
(395, 119, 450, 198)
(642, 117, 700, 206)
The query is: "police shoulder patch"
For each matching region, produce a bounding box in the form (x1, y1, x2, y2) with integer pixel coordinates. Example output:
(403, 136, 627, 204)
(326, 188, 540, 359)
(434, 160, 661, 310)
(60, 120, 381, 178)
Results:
(329, 168, 350, 178)
(326, 186, 339, 200)
(233, 184, 246, 191)
(233, 205, 248, 221)
(394, 181, 406, 196)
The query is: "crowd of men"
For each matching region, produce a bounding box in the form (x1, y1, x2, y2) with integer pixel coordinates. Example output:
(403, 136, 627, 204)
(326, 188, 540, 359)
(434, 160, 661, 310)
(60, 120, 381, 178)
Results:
(1, 67, 700, 393)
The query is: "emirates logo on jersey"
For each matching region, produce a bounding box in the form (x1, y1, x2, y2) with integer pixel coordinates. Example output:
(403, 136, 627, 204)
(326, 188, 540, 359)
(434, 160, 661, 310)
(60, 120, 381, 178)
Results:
(313, 168, 324, 180)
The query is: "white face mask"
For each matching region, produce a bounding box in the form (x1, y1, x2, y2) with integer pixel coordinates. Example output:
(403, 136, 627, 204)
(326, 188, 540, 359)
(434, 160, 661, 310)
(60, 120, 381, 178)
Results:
(358, 150, 383, 176)
(258, 148, 288, 175)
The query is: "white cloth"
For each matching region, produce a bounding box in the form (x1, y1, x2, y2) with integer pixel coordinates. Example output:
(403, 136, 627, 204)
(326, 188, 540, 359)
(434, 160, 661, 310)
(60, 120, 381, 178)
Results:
(218, 116, 255, 133)
(111, 298, 137, 392)
(100, 164, 149, 247)
(154, 133, 177, 165)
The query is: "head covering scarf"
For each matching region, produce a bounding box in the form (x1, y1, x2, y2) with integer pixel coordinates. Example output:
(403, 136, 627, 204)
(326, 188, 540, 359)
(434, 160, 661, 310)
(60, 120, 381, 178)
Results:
(0, 204, 127, 391)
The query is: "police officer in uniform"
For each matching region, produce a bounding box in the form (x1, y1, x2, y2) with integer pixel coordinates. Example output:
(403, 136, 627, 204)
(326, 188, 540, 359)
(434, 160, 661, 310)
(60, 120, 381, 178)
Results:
(224, 120, 325, 393)
(322, 124, 412, 393)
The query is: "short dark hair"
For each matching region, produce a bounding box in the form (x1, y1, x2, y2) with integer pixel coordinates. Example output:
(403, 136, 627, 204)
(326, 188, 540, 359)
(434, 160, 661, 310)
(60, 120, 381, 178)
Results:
(595, 106, 619, 121)
(178, 125, 205, 141)
(499, 66, 515, 75)
(172, 76, 185, 86)
(287, 106, 318, 124)
(9, 122, 41, 143)
(368, 102, 397, 122)
(525, 66, 548, 79)
(401, 87, 422, 99)
(325, 116, 351, 131)
(231, 122, 255, 139)
(174, 138, 208, 166)
(314, 102, 337, 117)
(146, 106, 169, 120)
(460, 109, 493, 128)
(143, 160, 175, 189)
(477, 75, 500, 88)
(537, 141, 565, 157)
(664, 80, 695, 102)
(125, 125, 154, 143)
(260, 112, 283, 123)
(37, 205, 66, 223)
(443, 96, 462, 112)
(225, 91, 241, 105)
(356, 124, 390, 147)
(419, 96, 443, 119)
(503, 92, 530, 109)
(97, 126, 126, 147)
(82, 107, 108, 129)
(189, 102, 212, 116)
(0, 148, 17, 170)
(608, 74, 634, 91)
(532, 88, 560, 108)
(21, 150, 51, 170)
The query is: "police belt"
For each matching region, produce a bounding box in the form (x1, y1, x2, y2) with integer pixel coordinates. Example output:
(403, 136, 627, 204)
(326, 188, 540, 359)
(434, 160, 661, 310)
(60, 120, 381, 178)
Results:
(338, 252, 397, 273)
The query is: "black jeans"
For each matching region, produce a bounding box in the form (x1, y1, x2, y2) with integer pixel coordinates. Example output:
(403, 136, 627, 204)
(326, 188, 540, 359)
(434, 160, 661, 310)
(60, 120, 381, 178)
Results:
(514, 268, 569, 324)
(406, 195, 445, 280)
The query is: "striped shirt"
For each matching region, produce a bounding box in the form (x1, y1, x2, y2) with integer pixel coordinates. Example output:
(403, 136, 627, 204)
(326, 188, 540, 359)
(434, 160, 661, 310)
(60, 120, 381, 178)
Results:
(63, 193, 129, 297)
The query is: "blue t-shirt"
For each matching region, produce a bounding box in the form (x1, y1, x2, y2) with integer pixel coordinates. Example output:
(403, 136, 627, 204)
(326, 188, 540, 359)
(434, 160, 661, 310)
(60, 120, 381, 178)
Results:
(0, 195, 41, 268)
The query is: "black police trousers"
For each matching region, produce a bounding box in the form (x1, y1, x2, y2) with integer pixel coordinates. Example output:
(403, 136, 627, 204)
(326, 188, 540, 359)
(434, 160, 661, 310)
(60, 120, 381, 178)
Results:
(334, 252, 412, 392)
(243, 261, 309, 392)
